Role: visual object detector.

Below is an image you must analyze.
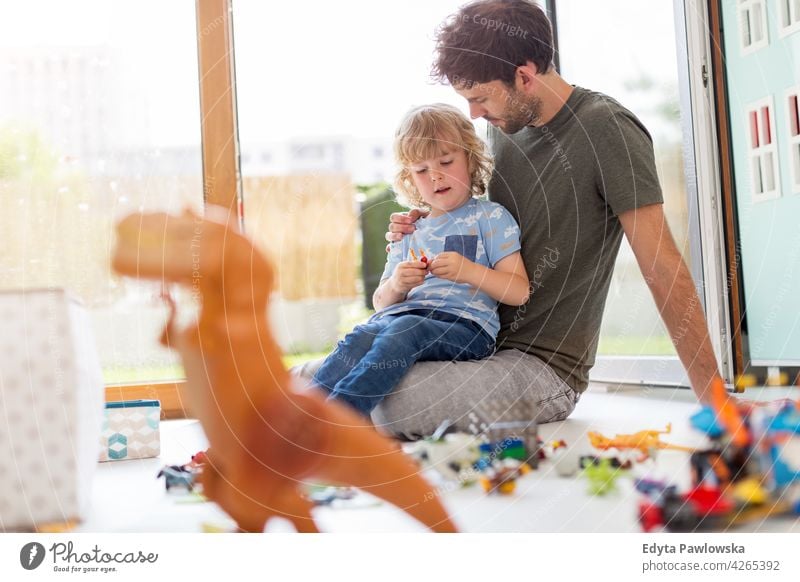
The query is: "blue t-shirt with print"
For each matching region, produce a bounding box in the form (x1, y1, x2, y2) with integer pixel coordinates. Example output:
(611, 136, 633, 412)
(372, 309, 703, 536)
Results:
(376, 197, 522, 338)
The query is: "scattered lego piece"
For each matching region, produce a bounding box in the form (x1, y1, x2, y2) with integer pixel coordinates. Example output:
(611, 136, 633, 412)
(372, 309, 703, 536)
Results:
(637, 378, 800, 532)
(479, 459, 530, 495)
(588, 423, 695, 461)
(581, 458, 626, 496)
(157, 464, 200, 493)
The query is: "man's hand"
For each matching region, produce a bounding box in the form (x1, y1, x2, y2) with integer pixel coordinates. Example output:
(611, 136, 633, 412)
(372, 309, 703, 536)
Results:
(390, 261, 428, 294)
(429, 252, 476, 284)
(386, 209, 429, 245)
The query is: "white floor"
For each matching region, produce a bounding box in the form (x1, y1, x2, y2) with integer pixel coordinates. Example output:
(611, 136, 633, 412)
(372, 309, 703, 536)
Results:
(78, 384, 800, 533)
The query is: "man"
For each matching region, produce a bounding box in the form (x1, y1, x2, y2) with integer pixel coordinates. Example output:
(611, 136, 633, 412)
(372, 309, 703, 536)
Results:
(297, 0, 724, 439)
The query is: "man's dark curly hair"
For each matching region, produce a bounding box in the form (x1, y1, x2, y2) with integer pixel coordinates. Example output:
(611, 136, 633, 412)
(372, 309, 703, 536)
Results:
(432, 0, 554, 88)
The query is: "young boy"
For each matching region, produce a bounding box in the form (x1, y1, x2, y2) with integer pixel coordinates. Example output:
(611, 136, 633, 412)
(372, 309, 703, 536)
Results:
(313, 104, 529, 417)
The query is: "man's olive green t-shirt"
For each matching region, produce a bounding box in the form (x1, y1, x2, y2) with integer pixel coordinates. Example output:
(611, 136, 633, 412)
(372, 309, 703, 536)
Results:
(488, 86, 663, 394)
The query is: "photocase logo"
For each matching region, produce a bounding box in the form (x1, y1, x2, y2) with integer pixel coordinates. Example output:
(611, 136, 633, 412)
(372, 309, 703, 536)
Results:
(20, 542, 46, 570)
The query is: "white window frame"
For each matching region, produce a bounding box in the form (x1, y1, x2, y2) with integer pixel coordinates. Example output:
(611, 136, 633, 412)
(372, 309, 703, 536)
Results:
(786, 86, 800, 193)
(746, 96, 781, 202)
(738, 0, 770, 54)
(778, 0, 800, 37)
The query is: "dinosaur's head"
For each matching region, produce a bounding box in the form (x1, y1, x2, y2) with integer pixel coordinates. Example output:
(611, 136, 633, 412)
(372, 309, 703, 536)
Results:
(112, 206, 274, 306)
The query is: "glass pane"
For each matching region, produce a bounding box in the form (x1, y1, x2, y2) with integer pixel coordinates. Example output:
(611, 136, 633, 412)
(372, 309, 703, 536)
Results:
(232, 0, 472, 360)
(0, 1, 203, 384)
(556, 0, 688, 356)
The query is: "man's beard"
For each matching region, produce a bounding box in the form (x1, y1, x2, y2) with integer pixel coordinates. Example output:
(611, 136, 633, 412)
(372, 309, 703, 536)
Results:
(497, 92, 542, 134)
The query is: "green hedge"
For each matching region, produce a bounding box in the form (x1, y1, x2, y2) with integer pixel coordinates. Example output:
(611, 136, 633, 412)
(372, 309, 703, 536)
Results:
(360, 187, 405, 310)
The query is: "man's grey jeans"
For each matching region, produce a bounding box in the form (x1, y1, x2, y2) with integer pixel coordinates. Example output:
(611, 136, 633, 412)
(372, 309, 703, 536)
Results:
(292, 348, 580, 440)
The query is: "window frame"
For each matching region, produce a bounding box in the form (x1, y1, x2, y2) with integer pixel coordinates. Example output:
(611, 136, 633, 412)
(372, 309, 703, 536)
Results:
(106, 0, 239, 417)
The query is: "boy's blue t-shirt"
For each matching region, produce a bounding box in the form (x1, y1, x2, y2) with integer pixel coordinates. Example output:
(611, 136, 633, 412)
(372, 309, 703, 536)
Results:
(376, 197, 522, 338)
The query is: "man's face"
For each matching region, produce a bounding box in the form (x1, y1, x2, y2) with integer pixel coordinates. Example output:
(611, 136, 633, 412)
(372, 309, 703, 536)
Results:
(455, 79, 542, 134)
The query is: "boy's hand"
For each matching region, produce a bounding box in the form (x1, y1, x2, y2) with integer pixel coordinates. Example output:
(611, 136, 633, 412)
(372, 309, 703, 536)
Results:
(385, 209, 429, 246)
(390, 261, 428, 294)
(429, 252, 476, 284)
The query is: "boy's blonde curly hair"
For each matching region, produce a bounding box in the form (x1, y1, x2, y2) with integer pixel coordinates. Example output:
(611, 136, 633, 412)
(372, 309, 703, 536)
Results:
(393, 104, 494, 209)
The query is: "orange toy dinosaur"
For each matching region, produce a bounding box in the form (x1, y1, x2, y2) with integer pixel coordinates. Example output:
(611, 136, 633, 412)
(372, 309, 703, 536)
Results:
(588, 423, 695, 461)
(112, 207, 457, 533)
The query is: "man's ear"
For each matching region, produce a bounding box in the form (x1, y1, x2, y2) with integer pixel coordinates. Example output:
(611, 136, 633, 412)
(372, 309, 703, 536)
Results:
(515, 61, 539, 91)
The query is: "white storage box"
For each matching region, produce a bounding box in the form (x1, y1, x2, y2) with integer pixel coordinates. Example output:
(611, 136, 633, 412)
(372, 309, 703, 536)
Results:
(0, 289, 104, 531)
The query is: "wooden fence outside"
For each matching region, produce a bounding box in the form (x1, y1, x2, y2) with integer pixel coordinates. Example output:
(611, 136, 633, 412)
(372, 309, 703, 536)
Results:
(243, 174, 358, 300)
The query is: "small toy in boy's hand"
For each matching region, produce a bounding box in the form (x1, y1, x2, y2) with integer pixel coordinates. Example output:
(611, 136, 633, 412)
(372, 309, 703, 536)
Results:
(409, 248, 429, 265)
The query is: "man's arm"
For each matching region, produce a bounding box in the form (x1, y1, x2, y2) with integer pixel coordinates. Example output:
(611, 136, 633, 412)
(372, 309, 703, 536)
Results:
(618, 203, 723, 404)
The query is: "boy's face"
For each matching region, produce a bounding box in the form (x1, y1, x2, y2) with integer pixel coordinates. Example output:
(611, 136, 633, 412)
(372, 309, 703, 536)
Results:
(409, 147, 471, 217)
(455, 79, 541, 134)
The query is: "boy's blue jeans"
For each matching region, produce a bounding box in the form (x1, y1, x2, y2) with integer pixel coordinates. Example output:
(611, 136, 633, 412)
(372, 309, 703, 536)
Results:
(312, 309, 495, 417)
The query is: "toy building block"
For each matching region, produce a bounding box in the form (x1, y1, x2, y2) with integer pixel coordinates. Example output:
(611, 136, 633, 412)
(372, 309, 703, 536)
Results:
(766, 367, 790, 387)
(469, 399, 541, 469)
(157, 465, 199, 493)
(581, 458, 626, 496)
(112, 207, 457, 533)
(734, 373, 758, 390)
(405, 431, 482, 485)
(638, 378, 800, 532)
(479, 459, 530, 495)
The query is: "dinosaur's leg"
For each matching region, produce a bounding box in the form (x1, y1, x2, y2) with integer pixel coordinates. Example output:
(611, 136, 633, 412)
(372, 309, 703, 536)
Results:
(300, 393, 457, 532)
(270, 488, 319, 533)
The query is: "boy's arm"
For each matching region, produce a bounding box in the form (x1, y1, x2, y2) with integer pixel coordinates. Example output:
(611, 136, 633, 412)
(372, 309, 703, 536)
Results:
(373, 261, 428, 311)
(372, 278, 407, 311)
(618, 203, 723, 404)
(429, 251, 530, 306)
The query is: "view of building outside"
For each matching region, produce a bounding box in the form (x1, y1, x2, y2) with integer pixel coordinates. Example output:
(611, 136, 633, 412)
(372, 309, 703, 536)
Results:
(0, 1, 202, 383)
(232, 0, 475, 356)
(556, 0, 688, 356)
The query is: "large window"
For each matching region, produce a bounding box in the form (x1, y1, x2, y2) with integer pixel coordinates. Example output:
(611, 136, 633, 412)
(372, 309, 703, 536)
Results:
(0, 1, 202, 384)
(555, 0, 691, 364)
(232, 0, 472, 359)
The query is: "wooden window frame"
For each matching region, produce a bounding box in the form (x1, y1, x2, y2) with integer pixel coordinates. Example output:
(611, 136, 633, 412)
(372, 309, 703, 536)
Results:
(105, 0, 240, 418)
